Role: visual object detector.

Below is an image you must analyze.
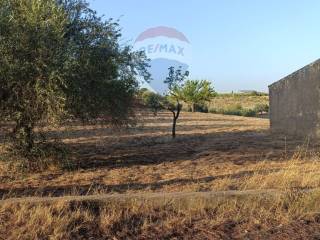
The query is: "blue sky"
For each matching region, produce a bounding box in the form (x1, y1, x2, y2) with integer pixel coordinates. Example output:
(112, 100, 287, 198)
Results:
(89, 0, 320, 92)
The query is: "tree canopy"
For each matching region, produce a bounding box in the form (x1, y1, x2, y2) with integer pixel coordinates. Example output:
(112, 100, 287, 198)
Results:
(0, 0, 150, 152)
(181, 80, 216, 112)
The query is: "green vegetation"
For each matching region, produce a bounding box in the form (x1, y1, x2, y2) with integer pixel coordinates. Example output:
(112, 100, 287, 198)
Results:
(208, 93, 269, 117)
(141, 90, 269, 118)
(0, 1, 315, 239)
(141, 90, 163, 116)
(180, 80, 216, 112)
(141, 76, 219, 138)
(254, 103, 269, 115)
(209, 103, 269, 117)
(141, 83, 268, 132)
(0, 0, 150, 154)
(163, 67, 189, 138)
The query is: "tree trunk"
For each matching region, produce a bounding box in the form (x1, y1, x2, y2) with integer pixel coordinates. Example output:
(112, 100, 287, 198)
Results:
(171, 101, 181, 139)
(172, 117, 177, 138)
(191, 103, 195, 112)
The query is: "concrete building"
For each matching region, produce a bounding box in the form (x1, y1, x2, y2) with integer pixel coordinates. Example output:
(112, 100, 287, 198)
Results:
(269, 59, 320, 138)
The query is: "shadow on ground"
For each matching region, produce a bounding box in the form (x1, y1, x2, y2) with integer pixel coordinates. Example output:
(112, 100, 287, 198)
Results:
(0, 168, 284, 198)
(1, 112, 318, 199)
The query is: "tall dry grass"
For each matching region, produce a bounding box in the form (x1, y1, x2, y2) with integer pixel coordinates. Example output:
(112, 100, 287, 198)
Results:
(1, 189, 320, 239)
(1, 149, 320, 238)
(209, 94, 269, 111)
(2, 112, 320, 238)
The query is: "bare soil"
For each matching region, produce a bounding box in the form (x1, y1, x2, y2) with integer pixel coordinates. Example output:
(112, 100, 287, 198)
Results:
(0, 112, 313, 198)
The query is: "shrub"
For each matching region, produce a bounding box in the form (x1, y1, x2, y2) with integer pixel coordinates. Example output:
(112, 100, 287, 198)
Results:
(254, 104, 269, 114)
(209, 104, 258, 117)
(141, 91, 163, 115)
(209, 108, 218, 114)
(242, 109, 257, 117)
(194, 103, 209, 113)
(222, 104, 243, 116)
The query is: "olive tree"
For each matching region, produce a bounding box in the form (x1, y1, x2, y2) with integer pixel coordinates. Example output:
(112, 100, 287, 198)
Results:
(0, 0, 150, 153)
(0, 0, 69, 151)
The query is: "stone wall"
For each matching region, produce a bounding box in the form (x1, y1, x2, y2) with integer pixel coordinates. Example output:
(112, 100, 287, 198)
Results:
(269, 59, 320, 138)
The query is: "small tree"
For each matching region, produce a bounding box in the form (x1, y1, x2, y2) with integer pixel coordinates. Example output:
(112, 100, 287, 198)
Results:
(141, 91, 163, 116)
(181, 80, 216, 112)
(164, 67, 189, 138)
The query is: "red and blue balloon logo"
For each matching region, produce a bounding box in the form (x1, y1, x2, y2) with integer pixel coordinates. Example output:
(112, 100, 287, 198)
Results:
(134, 26, 191, 93)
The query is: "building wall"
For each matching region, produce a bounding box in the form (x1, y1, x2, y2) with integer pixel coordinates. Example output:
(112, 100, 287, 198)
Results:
(269, 60, 320, 138)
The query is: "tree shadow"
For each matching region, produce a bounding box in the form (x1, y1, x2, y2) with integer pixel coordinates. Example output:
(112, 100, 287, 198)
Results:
(1, 115, 314, 173)
(42, 123, 251, 142)
(1, 115, 317, 199)
(0, 168, 283, 199)
(60, 128, 313, 172)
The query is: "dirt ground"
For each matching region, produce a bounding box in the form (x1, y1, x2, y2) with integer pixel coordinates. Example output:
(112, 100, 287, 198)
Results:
(2, 112, 320, 239)
(0, 112, 316, 198)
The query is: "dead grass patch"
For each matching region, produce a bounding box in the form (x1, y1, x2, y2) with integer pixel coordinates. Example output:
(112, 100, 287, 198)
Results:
(1, 112, 320, 238)
(1, 190, 320, 239)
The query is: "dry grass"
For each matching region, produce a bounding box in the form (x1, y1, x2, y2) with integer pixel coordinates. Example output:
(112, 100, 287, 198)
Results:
(1, 190, 320, 239)
(1, 112, 320, 239)
(1, 112, 317, 198)
(209, 94, 269, 110)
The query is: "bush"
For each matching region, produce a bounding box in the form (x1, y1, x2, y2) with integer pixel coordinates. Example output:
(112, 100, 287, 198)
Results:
(209, 104, 258, 117)
(209, 108, 218, 114)
(141, 91, 163, 115)
(254, 104, 269, 114)
(195, 103, 209, 113)
(242, 109, 257, 117)
(222, 104, 243, 116)
(223, 109, 242, 116)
